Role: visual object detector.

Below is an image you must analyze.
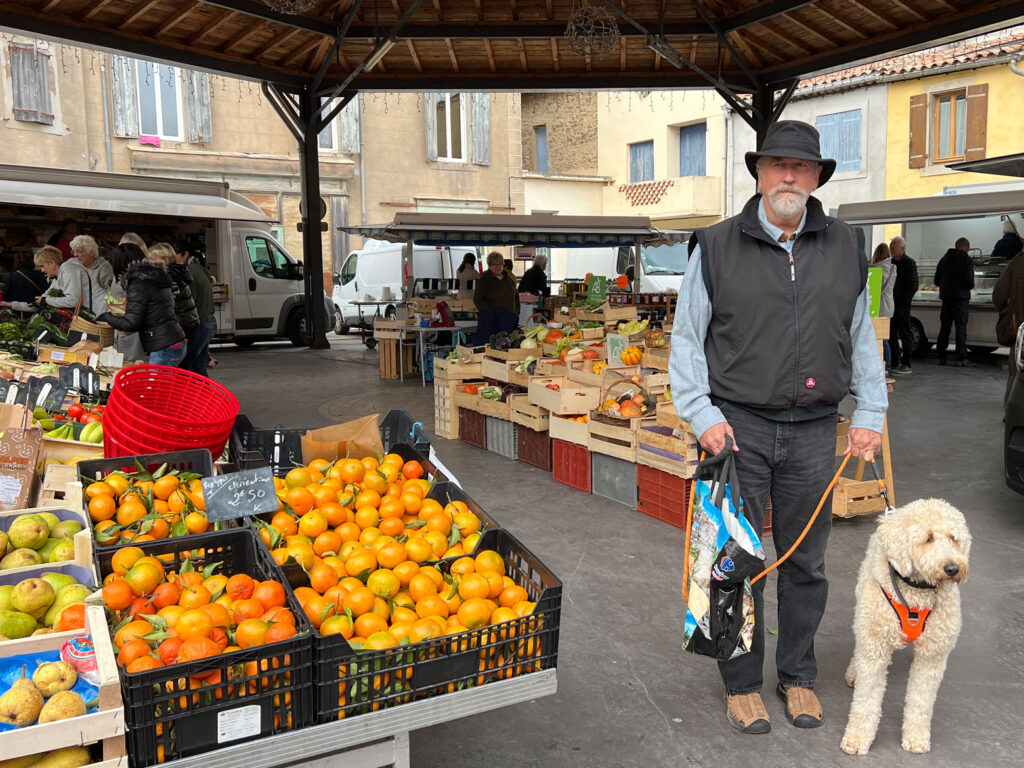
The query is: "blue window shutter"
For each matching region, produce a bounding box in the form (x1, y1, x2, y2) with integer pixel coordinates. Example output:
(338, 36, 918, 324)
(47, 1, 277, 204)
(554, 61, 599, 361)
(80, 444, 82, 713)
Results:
(817, 113, 838, 169)
(11, 43, 54, 126)
(839, 109, 861, 173)
(679, 123, 706, 176)
(535, 125, 548, 173)
(185, 69, 212, 143)
(630, 141, 654, 182)
(470, 92, 491, 165)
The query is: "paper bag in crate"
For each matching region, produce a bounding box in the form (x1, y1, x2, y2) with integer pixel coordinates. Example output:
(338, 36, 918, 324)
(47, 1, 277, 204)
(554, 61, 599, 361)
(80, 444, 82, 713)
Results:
(300, 414, 383, 464)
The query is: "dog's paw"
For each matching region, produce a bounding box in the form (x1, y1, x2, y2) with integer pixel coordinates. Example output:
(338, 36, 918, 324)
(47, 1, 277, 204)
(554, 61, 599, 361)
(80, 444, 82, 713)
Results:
(902, 737, 931, 754)
(845, 670, 856, 688)
(841, 733, 871, 755)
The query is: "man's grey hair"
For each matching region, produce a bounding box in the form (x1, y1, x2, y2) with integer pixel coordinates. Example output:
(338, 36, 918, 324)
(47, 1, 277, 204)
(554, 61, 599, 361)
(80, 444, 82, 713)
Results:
(890, 236, 906, 248)
(69, 234, 99, 259)
(535, 254, 548, 268)
(119, 232, 149, 256)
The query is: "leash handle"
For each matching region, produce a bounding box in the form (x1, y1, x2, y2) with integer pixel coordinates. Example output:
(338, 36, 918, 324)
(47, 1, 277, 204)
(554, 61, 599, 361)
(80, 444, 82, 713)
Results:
(749, 453, 850, 586)
(869, 460, 896, 514)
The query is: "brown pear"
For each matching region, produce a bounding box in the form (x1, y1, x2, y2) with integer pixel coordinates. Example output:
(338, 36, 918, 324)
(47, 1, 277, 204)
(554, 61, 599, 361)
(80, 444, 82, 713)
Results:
(37, 690, 86, 723)
(0, 667, 44, 726)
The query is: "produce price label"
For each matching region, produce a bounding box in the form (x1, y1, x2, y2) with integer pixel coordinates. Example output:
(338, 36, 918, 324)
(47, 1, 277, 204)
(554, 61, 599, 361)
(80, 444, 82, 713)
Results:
(217, 704, 262, 744)
(587, 275, 607, 302)
(202, 467, 279, 522)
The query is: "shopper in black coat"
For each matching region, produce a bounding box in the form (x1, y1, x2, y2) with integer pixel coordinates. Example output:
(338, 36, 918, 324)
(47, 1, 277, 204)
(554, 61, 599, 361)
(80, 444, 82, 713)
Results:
(889, 236, 919, 374)
(934, 237, 975, 366)
(98, 246, 185, 365)
(518, 255, 549, 297)
(149, 242, 199, 337)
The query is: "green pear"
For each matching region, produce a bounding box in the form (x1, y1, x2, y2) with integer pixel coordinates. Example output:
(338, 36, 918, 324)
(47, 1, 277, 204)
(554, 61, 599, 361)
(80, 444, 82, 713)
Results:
(0, 530, 8, 555)
(0, 753, 47, 768)
(47, 540, 75, 564)
(29, 746, 92, 768)
(35, 513, 59, 532)
(32, 662, 77, 697)
(37, 539, 61, 562)
(50, 521, 83, 540)
(0, 610, 36, 639)
(55, 584, 91, 605)
(8, 517, 49, 550)
(11, 578, 55, 618)
(0, 585, 13, 611)
(0, 548, 43, 570)
(41, 572, 76, 594)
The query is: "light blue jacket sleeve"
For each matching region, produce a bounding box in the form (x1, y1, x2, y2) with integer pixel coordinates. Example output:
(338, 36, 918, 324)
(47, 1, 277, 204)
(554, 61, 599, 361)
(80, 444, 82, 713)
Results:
(668, 246, 725, 439)
(848, 287, 889, 433)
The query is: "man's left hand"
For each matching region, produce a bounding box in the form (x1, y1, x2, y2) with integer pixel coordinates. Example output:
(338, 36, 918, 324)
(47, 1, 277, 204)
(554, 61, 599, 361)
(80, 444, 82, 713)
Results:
(846, 428, 883, 462)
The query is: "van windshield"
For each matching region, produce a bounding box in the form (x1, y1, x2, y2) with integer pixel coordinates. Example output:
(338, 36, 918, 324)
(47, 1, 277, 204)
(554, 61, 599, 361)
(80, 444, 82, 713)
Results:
(640, 243, 687, 275)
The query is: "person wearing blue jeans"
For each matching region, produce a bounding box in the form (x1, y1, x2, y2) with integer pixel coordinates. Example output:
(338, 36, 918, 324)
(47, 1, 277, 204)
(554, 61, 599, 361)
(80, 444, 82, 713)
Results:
(174, 239, 216, 376)
(149, 341, 186, 367)
(670, 121, 888, 735)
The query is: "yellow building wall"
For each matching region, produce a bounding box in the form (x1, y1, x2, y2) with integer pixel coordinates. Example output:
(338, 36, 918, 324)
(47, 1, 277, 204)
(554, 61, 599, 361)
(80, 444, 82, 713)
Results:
(885, 62, 1024, 202)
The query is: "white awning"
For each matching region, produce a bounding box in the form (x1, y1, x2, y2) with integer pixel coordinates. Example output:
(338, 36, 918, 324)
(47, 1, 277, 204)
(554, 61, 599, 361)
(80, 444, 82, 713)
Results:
(0, 178, 270, 222)
(836, 190, 1024, 225)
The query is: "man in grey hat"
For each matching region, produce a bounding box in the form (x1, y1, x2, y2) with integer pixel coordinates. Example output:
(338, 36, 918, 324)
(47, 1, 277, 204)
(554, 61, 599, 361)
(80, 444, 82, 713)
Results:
(670, 121, 888, 735)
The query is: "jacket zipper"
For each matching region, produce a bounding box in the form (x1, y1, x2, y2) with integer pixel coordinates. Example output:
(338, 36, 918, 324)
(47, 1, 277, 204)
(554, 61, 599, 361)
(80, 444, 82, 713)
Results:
(790, 248, 800, 417)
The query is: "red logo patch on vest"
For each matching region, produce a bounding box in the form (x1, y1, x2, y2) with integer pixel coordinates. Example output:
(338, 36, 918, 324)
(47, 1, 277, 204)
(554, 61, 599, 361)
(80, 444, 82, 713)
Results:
(805, 377, 816, 388)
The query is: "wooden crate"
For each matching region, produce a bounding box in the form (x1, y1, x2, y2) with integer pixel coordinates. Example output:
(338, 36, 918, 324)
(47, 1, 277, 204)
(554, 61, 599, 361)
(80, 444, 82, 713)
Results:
(433, 379, 459, 440)
(832, 477, 888, 518)
(636, 425, 699, 477)
(40, 436, 104, 469)
(655, 401, 693, 431)
(509, 394, 549, 432)
(642, 371, 670, 394)
(37, 463, 84, 509)
(477, 395, 511, 420)
(536, 358, 567, 376)
(549, 414, 589, 446)
(433, 356, 482, 380)
(0, 605, 125, 763)
(642, 346, 670, 371)
(566, 362, 639, 390)
(574, 326, 606, 340)
(588, 416, 640, 462)
(378, 339, 415, 379)
(481, 356, 510, 382)
(835, 415, 850, 456)
(0, 505, 95, 579)
(484, 346, 534, 362)
(373, 317, 415, 340)
(527, 377, 601, 415)
(575, 303, 638, 324)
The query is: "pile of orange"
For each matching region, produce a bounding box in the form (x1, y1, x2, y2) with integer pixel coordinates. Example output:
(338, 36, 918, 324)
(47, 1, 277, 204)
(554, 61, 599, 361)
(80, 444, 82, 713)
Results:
(101, 546, 298, 675)
(254, 454, 485, 576)
(86, 469, 212, 547)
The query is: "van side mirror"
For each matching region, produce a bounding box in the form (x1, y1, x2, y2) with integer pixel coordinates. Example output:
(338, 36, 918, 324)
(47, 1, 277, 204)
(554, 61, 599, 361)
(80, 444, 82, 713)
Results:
(289, 262, 304, 280)
(332, 272, 340, 286)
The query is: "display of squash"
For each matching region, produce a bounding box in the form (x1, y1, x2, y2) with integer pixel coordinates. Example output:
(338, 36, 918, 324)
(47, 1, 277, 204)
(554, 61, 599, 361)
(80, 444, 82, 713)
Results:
(643, 328, 666, 348)
(620, 346, 643, 365)
(592, 361, 608, 375)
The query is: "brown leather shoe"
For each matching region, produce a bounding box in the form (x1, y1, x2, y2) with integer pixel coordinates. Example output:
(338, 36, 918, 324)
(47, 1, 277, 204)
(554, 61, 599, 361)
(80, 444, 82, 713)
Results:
(724, 692, 771, 734)
(776, 684, 823, 728)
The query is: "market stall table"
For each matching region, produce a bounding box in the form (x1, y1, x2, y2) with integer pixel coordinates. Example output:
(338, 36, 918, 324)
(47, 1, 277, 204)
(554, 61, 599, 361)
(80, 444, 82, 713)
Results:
(401, 321, 477, 386)
(351, 300, 405, 349)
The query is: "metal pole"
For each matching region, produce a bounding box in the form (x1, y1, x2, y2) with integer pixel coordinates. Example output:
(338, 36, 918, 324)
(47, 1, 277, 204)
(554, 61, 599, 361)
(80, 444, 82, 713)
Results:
(299, 86, 330, 349)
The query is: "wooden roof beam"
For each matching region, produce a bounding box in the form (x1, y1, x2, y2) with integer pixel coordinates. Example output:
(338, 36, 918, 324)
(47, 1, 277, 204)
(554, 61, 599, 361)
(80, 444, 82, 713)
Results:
(846, 0, 899, 31)
(472, 0, 483, 21)
(717, 0, 818, 34)
(727, 30, 765, 69)
(548, 38, 558, 72)
(255, 27, 304, 63)
(517, 38, 528, 72)
(432, 0, 443, 21)
(484, 38, 496, 72)
(758, 19, 814, 58)
(888, 0, 929, 23)
(806, 4, 867, 40)
(306, 37, 332, 72)
(445, 38, 459, 72)
(224, 19, 271, 54)
(119, 0, 164, 30)
(157, 2, 199, 35)
(40, 0, 63, 11)
(190, 10, 239, 47)
(83, 0, 117, 22)
(782, 10, 843, 48)
(511, 0, 519, 21)
(405, 39, 423, 72)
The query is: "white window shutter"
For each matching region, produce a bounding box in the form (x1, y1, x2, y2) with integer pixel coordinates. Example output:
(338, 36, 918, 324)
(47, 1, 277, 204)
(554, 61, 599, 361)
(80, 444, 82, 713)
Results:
(471, 92, 491, 166)
(425, 93, 438, 161)
(185, 69, 212, 143)
(339, 99, 360, 154)
(11, 43, 54, 125)
(111, 55, 139, 138)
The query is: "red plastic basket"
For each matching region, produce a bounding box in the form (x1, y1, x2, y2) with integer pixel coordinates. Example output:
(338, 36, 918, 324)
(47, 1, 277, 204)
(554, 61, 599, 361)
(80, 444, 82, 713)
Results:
(104, 365, 238, 458)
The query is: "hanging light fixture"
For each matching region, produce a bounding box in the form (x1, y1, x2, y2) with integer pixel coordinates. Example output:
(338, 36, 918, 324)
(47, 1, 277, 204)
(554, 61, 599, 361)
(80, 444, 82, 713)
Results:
(364, 37, 396, 71)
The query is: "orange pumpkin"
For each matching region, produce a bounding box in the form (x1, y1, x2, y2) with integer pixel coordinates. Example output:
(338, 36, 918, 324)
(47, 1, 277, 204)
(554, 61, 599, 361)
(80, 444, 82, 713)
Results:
(619, 401, 642, 419)
(545, 329, 565, 344)
(620, 346, 643, 366)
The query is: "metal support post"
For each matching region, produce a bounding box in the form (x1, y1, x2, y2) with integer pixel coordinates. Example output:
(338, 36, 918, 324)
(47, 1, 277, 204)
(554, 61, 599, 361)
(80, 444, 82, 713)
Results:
(299, 86, 330, 349)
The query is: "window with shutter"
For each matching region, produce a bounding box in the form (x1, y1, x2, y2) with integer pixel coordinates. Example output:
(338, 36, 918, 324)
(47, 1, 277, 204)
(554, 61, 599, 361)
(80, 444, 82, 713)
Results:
(10, 43, 54, 126)
(185, 70, 212, 143)
(136, 60, 183, 140)
(815, 109, 861, 173)
(908, 93, 927, 169)
(424, 93, 438, 161)
(339, 98, 360, 154)
(111, 55, 139, 138)
(428, 93, 465, 161)
(629, 141, 654, 183)
(471, 92, 490, 166)
(964, 83, 988, 162)
(534, 125, 548, 173)
(932, 89, 967, 163)
(678, 123, 707, 177)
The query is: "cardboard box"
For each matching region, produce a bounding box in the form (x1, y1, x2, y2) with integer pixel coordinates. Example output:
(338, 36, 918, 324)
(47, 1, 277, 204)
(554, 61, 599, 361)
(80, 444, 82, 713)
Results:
(0, 426, 42, 511)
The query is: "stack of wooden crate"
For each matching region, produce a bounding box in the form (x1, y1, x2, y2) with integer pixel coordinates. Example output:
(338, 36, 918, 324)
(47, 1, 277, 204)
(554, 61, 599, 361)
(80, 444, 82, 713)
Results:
(432, 349, 483, 439)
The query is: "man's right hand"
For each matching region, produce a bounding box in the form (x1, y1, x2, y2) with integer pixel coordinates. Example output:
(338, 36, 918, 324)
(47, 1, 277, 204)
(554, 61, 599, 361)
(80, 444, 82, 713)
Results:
(699, 422, 739, 456)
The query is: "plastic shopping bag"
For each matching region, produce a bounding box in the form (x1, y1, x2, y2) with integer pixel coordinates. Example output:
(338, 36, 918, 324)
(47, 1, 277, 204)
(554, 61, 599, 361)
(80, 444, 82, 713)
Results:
(682, 438, 765, 660)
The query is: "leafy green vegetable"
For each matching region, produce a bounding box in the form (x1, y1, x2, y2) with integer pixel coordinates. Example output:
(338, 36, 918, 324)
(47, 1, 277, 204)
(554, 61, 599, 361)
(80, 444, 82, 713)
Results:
(46, 288, 65, 297)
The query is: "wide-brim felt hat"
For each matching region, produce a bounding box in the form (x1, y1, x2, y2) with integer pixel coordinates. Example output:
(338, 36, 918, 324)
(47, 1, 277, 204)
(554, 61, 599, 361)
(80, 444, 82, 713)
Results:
(745, 120, 837, 187)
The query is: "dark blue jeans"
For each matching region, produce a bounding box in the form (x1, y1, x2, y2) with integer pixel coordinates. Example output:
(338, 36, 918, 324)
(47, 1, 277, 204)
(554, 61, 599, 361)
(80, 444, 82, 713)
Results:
(184, 315, 217, 375)
(714, 400, 838, 695)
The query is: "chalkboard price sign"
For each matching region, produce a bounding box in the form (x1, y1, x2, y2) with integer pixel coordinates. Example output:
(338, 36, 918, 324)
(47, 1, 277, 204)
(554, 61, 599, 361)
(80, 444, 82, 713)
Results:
(201, 467, 279, 522)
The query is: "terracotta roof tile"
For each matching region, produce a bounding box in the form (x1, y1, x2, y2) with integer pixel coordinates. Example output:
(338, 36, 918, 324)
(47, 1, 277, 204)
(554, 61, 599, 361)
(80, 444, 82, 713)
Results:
(799, 25, 1024, 91)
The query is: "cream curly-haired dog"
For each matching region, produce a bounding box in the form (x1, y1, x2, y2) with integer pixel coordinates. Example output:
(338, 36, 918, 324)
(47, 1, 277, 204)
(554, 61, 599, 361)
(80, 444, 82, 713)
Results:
(841, 498, 970, 755)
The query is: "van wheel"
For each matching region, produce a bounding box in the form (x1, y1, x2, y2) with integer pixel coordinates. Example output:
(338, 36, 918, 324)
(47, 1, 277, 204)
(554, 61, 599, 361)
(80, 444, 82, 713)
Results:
(287, 309, 310, 347)
(334, 308, 349, 335)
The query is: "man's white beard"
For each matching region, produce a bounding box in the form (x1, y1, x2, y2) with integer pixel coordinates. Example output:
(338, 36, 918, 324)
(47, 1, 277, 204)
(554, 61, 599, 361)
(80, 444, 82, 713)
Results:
(766, 184, 809, 220)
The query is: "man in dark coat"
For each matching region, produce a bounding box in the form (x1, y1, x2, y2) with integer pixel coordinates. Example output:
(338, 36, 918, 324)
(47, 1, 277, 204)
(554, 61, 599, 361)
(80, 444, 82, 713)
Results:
(889, 236, 918, 374)
(518, 255, 549, 297)
(934, 237, 975, 366)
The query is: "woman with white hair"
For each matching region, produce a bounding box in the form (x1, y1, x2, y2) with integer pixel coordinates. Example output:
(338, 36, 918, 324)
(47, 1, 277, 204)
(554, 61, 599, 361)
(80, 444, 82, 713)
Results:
(39, 234, 114, 315)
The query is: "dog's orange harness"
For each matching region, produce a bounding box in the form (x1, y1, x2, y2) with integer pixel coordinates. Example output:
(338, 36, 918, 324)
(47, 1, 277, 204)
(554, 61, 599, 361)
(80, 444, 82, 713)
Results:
(880, 587, 931, 642)
(882, 563, 936, 643)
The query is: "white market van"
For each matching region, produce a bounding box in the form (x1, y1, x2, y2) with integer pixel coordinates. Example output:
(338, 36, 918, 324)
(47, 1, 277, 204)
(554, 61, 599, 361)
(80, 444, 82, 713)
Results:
(332, 241, 475, 330)
(547, 243, 687, 294)
(0, 164, 332, 346)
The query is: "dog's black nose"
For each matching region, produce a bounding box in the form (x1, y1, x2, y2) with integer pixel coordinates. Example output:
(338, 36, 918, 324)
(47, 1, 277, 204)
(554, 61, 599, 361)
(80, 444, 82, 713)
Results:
(944, 563, 960, 578)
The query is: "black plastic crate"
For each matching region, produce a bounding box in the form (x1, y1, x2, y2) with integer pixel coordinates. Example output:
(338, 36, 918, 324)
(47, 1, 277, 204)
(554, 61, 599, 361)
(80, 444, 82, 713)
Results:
(379, 409, 431, 454)
(230, 414, 306, 475)
(459, 408, 486, 450)
(95, 529, 313, 767)
(79, 449, 214, 485)
(312, 527, 560, 723)
(592, 452, 638, 508)
(517, 427, 552, 471)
